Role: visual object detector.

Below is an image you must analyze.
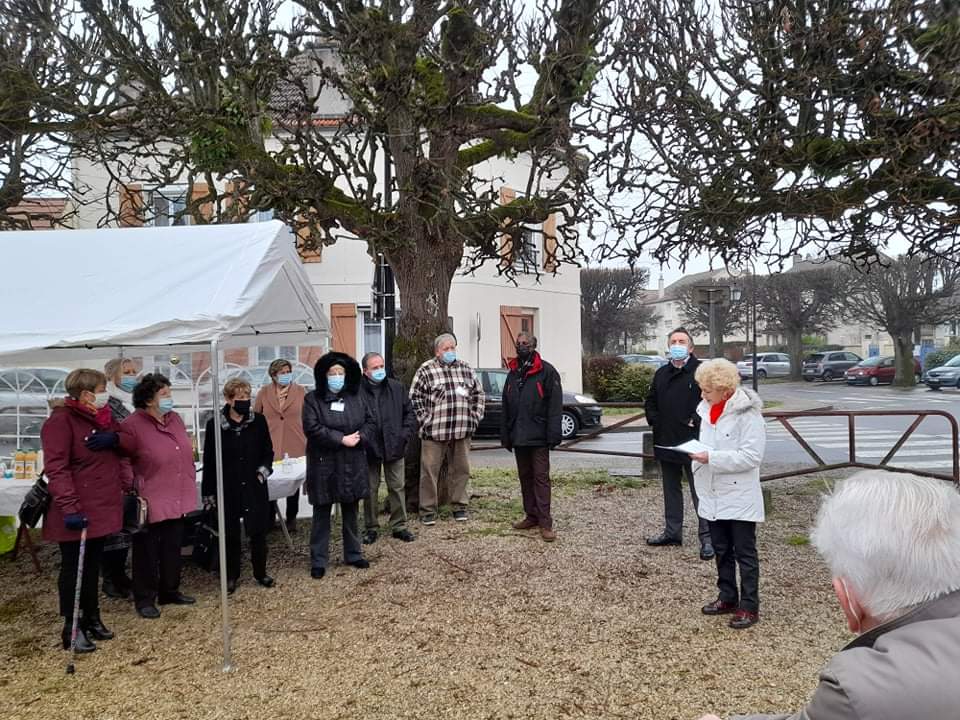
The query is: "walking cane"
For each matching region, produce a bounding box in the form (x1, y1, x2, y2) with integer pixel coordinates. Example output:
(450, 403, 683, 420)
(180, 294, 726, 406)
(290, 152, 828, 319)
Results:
(66, 526, 87, 674)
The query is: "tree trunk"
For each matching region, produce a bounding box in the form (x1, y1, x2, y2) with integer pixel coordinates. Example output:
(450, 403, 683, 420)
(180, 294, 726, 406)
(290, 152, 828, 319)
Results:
(892, 332, 917, 387)
(787, 329, 804, 380)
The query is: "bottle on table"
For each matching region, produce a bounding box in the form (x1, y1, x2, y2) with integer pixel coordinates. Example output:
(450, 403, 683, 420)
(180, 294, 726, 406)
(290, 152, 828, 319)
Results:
(24, 450, 37, 478)
(13, 449, 25, 480)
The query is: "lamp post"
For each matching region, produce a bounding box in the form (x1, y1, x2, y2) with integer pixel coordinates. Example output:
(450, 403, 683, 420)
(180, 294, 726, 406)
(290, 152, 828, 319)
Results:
(730, 264, 759, 392)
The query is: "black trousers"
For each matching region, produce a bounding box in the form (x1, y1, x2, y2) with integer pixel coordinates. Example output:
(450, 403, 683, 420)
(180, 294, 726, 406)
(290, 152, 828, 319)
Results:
(660, 460, 710, 543)
(101, 544, 130, 587)
(310, 502, 362, 571)
(516, 446, 552, 529)
(58, 537, 105, 618)
(132, 518, 184, 608)
(709, 519, 760, 613)
(270, 490, 300, 524)
(224, 514, 268, 581)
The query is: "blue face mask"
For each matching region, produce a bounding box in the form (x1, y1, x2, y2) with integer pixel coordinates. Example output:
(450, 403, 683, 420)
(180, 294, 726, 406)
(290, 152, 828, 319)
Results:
(276, 373, 293, 386)
(442, 350, 457, 364)
(327, 375, 345, 393)
(119, 376, 137, 393)
(158, 397, 175, 414)
(370, 369, 387, 383)
(669, 344, 689, 361)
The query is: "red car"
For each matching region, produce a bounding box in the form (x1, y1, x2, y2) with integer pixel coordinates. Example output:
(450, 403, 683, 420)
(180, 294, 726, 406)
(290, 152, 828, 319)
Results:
(845, 355, 922, 386)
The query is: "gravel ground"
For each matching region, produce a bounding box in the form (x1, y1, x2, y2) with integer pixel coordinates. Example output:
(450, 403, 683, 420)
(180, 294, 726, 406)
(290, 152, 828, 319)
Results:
(0, 470, 848, 720)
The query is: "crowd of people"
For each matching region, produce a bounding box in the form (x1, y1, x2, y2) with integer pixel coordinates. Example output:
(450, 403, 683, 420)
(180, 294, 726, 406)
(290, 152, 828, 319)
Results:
(38, 327, 960, 720)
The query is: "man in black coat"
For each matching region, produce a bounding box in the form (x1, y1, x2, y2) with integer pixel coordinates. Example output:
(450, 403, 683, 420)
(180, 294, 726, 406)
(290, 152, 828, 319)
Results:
(359, 352, 418, 544)
(643, 327, 714, 560)
(500, 332, 563, 542)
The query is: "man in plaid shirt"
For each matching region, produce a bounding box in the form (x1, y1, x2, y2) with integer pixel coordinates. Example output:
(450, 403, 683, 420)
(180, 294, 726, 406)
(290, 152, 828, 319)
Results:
(409, 333, 484, 525)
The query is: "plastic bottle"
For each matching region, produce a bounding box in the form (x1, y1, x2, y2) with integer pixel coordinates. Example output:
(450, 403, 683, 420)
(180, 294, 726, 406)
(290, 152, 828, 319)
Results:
(282, 452, 292, 471)
(24, 450, 37, 479)
(13, 450, 25, 480)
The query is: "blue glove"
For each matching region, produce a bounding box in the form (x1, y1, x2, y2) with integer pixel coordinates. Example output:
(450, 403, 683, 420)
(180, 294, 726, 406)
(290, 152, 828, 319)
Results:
(64, 513, 88, 531)
(85, 430, 119, 451)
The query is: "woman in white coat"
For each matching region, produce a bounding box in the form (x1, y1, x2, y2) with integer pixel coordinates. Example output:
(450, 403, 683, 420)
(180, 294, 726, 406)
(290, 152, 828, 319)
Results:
(689, 359, 766, 629)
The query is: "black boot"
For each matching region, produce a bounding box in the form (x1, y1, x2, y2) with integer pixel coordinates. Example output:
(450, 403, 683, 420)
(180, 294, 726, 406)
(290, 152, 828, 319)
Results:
(61, 622, 96, 652)
(83, 612, 114, 641)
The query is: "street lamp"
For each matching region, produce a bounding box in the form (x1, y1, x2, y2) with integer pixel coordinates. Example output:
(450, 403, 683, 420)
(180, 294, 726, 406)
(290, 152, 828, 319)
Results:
(729, 262, 759, 392)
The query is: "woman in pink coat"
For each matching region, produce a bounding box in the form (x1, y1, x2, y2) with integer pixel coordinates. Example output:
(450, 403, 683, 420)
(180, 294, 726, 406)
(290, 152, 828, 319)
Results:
(41, 369, 131, 653)
(118, 373, 197, 619)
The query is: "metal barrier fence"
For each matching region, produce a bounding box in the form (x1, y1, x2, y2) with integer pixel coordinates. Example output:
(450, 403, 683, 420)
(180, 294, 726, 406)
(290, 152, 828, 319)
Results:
(474, 405, 960, 484)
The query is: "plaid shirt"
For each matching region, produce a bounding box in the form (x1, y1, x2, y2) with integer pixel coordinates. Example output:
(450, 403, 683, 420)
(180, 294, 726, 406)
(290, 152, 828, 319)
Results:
(409, 357, 485, 441)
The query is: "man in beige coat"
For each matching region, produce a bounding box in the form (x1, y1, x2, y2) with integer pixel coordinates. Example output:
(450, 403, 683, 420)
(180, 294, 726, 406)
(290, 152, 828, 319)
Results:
(699, 470, 960, 720)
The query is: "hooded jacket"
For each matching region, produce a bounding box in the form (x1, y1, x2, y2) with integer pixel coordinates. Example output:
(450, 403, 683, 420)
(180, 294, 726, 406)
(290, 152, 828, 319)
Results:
(692, 387, 766, 523)
(500, 352, 563, 448)
(302, 352, 376, 505)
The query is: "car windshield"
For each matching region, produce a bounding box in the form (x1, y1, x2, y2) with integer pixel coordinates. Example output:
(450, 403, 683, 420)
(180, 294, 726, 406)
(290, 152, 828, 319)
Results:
(859, 357, 883, 367)
(944, 355, 960, 368)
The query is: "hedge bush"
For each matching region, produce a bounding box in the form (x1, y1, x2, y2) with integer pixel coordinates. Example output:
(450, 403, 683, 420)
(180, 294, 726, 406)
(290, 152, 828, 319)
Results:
(607, 364, 656, 402)
(582, 355, 626, 401)
(923, 347, 960, 370)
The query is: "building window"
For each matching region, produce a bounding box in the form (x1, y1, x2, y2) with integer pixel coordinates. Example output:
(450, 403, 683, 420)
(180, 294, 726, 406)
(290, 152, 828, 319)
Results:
(516, 229, 540, 274)
(144, 186, 190, 227)
(257, 346, 297, 365)
(151, 353, 193, 385)
(251, 208, 275, 223)
(360, 308, 384, 357)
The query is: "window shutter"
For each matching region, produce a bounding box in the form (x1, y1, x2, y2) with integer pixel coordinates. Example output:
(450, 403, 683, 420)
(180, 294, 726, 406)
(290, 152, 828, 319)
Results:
(191, 183, 213, 221)
(295, 217, 323, 263)
(499, 186, 516, 270)
(330, 303, 357, 357)
(118, 184, 144, 227)
(543, 212, 558, 272)
(224, 180, 250, 219)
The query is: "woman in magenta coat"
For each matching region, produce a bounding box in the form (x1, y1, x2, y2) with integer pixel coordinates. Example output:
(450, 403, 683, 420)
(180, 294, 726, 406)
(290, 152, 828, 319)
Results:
(118, 373, 197, 619)
(41, 368, 131, 653)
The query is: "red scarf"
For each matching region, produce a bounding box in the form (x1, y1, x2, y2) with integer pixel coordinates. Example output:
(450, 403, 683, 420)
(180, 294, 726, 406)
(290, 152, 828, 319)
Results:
(709, 398, 728, 425)
(65, 397, 113, 429)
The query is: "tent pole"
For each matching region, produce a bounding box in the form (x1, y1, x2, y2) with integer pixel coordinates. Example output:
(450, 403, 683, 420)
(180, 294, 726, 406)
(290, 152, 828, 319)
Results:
(210, 339, 233, 672)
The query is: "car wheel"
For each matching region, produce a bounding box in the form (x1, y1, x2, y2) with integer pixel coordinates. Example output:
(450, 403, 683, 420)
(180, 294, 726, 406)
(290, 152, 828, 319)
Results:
(561, 411, 579, 441)
(756, 369, 767, 380)
(822, 370, 834, 382)
(869, 376, 879, 386)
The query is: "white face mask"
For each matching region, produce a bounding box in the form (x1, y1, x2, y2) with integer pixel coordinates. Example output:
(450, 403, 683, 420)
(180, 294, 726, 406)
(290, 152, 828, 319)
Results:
(93, 392, 110, 409)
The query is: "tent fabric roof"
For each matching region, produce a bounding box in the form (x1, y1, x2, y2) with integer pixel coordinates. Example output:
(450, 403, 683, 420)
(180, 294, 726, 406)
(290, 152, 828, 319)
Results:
(0, 221, 329, 363)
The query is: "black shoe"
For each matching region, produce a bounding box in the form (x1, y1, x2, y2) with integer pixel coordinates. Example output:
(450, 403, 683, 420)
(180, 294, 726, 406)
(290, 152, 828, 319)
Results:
(646, 533, 682, 547)
(362, 530, 378, 545)
(102, 578, 131, 600)
(420, 513, 437, 526)
(136, 605, 160, 619)
(453, 510, 468, 522)
(226, 579, 237, 595)
(346, 558, 370, 569)
(702, 599, 738, 615)
(158, 592, 195, 606)
(82, 613, 114, 641)
(311, 567, 326, 580)
(255, 575, 275, 588)
(62, 624, 96, 652)
(392, 528, 416, 542)
(700, 542, 716, 561)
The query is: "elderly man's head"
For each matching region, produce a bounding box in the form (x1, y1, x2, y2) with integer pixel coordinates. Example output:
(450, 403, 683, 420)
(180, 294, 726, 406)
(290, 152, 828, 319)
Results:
(812, 471, 960, 633)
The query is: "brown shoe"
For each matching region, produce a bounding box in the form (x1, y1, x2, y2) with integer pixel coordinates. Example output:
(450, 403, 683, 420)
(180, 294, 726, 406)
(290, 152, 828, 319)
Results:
(729, 610, 759, 629)
(701, 599, 737, 615)
(540, 527, 557, 542)
(512, 517, 538, 530)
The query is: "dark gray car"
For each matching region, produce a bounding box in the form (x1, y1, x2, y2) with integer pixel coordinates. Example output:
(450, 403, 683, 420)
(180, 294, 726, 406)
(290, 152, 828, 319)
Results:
(802, 351, 863, 382)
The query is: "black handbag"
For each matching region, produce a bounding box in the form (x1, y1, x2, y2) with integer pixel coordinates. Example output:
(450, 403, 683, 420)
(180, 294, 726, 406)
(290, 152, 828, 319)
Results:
(17, 474, 50, 528)
(191, 509, 219, 572)
(123, 494, 148, 534)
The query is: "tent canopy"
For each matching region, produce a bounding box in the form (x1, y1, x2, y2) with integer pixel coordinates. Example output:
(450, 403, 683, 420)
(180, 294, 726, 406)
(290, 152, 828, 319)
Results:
(0, 221, 329, 364)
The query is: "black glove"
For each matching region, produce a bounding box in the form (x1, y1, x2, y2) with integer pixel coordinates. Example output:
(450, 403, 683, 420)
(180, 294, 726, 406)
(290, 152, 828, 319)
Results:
(64, 513, 88, 531)
(85, 430, 119, 451)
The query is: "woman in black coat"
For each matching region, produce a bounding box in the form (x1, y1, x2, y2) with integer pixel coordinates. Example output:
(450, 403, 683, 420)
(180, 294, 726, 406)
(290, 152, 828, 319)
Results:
(302, 352, 376, 579)
(202, 378, 274, 593)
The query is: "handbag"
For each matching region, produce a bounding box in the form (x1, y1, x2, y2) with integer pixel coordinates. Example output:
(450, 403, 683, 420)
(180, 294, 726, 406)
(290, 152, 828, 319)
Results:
(122, 494, 149, 534)
(191, 509, 219, 572)
(17, 474, 50, 529)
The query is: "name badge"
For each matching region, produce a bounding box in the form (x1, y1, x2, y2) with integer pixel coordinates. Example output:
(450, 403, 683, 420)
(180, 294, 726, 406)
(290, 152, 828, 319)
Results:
(330, 401, 345, 412)
(454, 386, 469, 398)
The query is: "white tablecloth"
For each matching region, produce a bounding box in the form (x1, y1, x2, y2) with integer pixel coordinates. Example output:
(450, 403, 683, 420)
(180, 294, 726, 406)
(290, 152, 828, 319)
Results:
(194, 456, 307, 502)
(0, 479, 33, 516)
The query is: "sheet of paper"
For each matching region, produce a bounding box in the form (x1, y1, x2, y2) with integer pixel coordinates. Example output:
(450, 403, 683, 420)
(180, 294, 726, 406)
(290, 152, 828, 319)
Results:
(654, 439, 712, 454)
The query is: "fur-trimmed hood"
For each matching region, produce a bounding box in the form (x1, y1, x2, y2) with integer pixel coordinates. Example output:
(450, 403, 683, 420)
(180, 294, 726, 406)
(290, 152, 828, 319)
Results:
(314, 351, 362, 396)
(696, 386, 763, 421)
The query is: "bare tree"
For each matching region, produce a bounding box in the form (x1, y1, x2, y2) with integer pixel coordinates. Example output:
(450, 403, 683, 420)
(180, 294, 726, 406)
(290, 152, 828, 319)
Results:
(580, 267, 657, 354)
(594, 0, 960, 270)
(842, 256, 960, 386)
(753, 267, 847, 380)
(676, 280, 744, 358)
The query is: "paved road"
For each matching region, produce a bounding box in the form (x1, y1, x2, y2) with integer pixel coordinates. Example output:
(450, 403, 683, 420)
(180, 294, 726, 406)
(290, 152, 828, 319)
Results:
(472, 380, 960, 475)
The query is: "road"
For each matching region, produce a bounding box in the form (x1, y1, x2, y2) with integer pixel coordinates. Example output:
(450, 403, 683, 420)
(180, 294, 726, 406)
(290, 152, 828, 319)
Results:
(472, 380, 960, 476)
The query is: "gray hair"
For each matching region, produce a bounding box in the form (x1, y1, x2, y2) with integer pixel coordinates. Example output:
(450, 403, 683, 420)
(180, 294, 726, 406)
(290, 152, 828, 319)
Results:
(433, 333, 457, 351)
(361, 352, 383, 369)
(516, 331, 538, 348)
(103, 357, 135, 382)
(811, 471, 960, 618)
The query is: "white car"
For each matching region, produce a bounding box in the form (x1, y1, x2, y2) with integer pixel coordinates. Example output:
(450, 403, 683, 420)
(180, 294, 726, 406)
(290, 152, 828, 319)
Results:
(736, 353, 791, 379)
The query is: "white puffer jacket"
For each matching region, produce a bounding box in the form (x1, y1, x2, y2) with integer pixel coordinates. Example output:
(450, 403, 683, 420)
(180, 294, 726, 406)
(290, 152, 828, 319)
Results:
(692, 387, 766, 523)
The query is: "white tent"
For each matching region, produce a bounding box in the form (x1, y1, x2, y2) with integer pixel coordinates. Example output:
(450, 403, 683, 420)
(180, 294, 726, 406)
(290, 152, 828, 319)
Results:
(0, 220, 329, 670)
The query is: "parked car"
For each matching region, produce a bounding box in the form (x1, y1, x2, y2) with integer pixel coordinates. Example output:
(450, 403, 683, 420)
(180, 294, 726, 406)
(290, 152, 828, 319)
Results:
(473, 367, 602, 441)
(845, 355, 922, 386)
(924, 354, 960, 390)
(801, 351, 863, 382)
(619, 354, 668, 369)
(736, 353, 791, 379)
